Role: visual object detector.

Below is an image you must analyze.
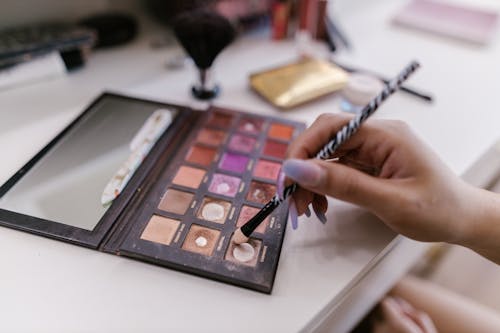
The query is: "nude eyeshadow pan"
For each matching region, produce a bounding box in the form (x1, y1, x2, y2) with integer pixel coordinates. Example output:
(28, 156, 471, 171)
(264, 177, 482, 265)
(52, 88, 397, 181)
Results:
(119, 106, 304, 293)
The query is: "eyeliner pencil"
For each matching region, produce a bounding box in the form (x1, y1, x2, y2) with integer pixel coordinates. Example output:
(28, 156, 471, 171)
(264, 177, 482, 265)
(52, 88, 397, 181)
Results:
(233, 61, 421, 244)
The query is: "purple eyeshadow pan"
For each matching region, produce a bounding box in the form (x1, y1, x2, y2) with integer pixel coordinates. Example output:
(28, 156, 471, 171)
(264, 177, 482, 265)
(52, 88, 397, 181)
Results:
(219, 152, 249, 174)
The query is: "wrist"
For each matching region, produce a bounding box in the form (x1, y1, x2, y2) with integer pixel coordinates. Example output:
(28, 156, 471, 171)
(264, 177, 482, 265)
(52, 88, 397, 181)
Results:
(456, 185, 500, 262)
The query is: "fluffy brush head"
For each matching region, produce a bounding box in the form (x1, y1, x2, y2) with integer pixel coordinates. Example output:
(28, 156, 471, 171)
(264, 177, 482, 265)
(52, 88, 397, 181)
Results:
(173, 9, 236, 70)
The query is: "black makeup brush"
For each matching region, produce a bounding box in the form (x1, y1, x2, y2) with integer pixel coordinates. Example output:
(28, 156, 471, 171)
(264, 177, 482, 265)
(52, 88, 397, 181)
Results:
(173, 9, 236, 100)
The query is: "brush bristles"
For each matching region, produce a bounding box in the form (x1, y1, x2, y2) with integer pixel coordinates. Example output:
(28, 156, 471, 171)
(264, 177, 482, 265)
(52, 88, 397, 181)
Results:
(173, 9, 236, 70)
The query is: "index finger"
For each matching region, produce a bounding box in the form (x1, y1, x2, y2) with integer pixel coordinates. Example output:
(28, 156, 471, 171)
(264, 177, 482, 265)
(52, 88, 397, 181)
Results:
(287, 113, 356, 160)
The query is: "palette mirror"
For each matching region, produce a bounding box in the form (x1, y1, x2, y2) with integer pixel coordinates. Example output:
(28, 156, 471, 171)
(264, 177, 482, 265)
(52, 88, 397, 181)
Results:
(0, 95, 178, 245)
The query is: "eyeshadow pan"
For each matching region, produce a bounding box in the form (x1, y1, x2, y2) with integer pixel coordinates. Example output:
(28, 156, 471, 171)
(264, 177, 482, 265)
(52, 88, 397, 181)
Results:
(208, 112, 233, 128)
(228, 134, 256, 153)
(253, 159, 281, 181)
(225, 235, 262, 267)
(172, 166, 206, 189)
(238, 117, 264, 135)
(246, 181, 276, 204)
(219, 152, 249, 174)
(182, 224, 220, 256)
(197, 197, 232, 224)
(186, 145, 217, 166)
(158, 189, 193, 215)
(263, 140, 288, 159)
(140, 215, 180, 246)
(208, 173, 241, 197)
(268, 123, 294, 140)
(197, 128, 226, 146)
(236, 205, 269, 234)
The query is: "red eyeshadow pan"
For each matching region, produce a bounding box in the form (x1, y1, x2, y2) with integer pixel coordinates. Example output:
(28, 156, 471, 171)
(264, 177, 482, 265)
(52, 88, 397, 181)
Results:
(263, 140, 288, 159)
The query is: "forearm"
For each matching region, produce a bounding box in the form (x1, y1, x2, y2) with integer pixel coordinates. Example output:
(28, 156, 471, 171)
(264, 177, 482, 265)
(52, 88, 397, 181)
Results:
(460, 186, 500, 265)
(391, 276, 500, 333)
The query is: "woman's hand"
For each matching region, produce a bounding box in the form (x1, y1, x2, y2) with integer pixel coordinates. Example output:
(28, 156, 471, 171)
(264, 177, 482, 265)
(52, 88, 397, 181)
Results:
(282, 113, 480, 244)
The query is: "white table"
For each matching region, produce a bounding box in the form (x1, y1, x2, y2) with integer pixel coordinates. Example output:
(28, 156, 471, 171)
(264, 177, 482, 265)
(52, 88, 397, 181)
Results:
(0, 0, 499, 332)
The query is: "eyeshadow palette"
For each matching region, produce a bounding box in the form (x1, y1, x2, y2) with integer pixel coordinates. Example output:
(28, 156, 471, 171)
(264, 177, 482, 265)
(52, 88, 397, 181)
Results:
(0, 93, 304, 293)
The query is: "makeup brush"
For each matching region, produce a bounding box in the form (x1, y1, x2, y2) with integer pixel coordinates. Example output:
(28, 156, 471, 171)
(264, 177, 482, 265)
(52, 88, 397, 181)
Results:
(173, 9, 236, 100)
(233, 61, 421, 245)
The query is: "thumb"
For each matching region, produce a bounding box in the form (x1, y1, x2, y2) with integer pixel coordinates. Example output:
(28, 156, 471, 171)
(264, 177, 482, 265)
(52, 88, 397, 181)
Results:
(282, 158, 393, 209)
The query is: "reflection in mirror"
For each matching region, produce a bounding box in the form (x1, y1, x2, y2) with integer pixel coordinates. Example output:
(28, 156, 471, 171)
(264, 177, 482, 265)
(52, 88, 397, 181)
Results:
(0, 96, 176, 231)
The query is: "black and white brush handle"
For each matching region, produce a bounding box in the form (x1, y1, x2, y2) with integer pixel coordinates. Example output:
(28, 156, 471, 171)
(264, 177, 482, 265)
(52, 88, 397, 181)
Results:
(234, 61, 421, 243)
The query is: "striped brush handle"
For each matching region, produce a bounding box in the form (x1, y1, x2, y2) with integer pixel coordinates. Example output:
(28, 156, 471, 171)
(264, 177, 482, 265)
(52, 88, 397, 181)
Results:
(240, 61, 420, 237)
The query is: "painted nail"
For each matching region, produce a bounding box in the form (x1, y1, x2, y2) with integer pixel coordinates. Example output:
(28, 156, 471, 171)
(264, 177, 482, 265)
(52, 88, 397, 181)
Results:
(289, 199, 299, 230)
(304, 205, 311, 218)
(277, 169, 285, 200)
(282, 159, 324, 187)
(314, 206, 327, 224)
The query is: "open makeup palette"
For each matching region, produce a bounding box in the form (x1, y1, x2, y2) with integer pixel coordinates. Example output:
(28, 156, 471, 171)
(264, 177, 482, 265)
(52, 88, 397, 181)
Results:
(0, 93, 304, 293)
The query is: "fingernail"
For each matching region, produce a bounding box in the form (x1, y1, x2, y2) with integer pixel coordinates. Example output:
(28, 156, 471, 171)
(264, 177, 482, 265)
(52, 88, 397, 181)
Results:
(313, 206, 327, 224)
(304, 205, 311, 218)
(289, 199, 299, 230)
(282, 159, 324, 187)
(277, 169, 285, 199)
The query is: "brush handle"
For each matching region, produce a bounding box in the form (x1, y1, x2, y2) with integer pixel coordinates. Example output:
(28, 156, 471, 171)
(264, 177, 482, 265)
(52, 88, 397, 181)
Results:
(240, 61, 420, 238)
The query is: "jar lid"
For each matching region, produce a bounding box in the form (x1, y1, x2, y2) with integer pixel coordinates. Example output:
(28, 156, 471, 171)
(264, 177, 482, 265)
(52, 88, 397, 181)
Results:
(342, 73, 384, 106)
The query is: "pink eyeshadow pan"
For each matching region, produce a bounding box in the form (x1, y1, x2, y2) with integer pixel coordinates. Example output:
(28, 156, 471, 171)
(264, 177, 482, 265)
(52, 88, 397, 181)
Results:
(238, 117, 264, 134)
(208, 173, 241, 197)
(253, 159, 281, 181)
(228, 134, 256, 153)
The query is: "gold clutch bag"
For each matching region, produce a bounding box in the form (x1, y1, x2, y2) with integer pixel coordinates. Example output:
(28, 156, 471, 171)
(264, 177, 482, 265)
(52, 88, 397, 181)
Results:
(249, 58, 349, 109)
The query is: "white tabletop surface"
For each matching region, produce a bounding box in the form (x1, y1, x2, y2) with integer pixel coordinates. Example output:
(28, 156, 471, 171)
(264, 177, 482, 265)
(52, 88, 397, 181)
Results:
(0, 0, 499, 332)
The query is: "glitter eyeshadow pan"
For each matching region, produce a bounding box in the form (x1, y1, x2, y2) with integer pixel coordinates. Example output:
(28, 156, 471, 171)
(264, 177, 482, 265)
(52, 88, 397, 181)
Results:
(238, 117, 264, 135)
(182, 224, 221, 256)
(208, 173, 241, 197)
(237, 205, 269, 234)
(246, 181, 277, 204)
(228, 134, 256, 153)
(197, 197, 231, 224)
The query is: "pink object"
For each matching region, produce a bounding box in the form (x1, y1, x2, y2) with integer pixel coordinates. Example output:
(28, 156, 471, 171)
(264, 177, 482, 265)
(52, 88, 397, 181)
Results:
(253, 159, 282, 181)
(228, 134, 256, 153)
(392, 0, 498, 45)
(208, 173, 241, 197)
